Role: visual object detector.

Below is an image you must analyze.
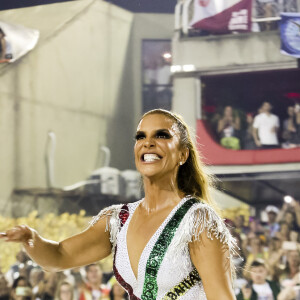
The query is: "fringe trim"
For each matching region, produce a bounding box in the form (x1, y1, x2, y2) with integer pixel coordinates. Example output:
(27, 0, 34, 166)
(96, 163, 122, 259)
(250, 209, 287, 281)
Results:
(169, 201, 239, 280)
(89, 204, 124, 255)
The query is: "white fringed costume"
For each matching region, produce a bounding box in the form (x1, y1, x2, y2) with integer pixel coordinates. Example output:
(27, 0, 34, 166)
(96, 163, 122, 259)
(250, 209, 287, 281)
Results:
(90, 196, 237, 300)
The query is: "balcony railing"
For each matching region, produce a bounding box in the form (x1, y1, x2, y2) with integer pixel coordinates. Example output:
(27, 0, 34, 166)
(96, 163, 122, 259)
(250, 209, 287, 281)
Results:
(175, 0, 299, 35)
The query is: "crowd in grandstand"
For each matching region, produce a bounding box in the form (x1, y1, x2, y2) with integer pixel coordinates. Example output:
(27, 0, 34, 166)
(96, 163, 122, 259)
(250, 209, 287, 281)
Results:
(231, 199, 300, 300)
(215, 102, 300, 150)
(0, 256, 127, 300)
(2, 199, 300, 299)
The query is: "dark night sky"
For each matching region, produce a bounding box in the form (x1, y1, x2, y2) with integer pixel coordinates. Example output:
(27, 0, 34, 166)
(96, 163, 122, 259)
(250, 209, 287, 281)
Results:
(0, 0, 176, 13)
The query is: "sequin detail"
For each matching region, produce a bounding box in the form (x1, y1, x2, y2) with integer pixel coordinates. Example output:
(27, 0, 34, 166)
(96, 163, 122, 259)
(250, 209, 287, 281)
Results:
(119, 204, 129, 227)
(162, 268, 201, 300)
(141, 198, 197, 300)
(89, 204, 128, 255)
(113, 246, 141, 300)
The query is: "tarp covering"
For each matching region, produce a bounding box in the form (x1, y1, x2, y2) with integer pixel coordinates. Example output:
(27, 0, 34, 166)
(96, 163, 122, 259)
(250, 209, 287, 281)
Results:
(0, 20, 39, 63)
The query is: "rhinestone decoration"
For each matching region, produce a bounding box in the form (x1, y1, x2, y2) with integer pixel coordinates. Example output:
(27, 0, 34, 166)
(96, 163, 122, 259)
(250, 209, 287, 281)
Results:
(119, 204, 129, 227)
(141, 198, 197, 300)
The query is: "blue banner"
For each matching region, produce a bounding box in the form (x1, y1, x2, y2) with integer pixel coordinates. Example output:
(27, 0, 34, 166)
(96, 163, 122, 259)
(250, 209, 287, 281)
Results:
(280, 13, 300, 58)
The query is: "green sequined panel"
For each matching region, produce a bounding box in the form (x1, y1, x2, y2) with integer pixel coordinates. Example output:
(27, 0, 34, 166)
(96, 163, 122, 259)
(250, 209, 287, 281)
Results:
(141, 198, 198, 300)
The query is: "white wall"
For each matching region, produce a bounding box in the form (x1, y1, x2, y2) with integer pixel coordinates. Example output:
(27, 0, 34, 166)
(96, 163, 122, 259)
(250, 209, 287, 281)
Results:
(0, 0, 134, 213)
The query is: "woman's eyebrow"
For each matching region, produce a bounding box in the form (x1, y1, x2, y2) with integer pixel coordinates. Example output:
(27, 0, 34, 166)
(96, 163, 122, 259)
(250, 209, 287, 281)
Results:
(136, 129, 173, 136)
(136, 130, 145, 135)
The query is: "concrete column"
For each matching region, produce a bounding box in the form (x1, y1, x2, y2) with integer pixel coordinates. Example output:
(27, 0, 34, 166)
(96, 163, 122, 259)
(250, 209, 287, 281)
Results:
(172, 76, 201, 130)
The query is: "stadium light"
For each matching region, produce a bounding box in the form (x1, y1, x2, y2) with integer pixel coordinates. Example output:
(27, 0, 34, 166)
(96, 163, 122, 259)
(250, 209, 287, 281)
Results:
(284, 195, 294, 203)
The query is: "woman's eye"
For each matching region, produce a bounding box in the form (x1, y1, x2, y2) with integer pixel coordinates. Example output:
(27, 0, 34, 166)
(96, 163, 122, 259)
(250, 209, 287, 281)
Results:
(156, 132, 171, 139)
(135, 134, 145, 140)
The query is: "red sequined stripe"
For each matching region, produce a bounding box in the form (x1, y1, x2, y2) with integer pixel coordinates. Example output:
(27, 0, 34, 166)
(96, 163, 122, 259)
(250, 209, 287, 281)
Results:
(113, 246, 141, 300)
(119, 204, 129, 227)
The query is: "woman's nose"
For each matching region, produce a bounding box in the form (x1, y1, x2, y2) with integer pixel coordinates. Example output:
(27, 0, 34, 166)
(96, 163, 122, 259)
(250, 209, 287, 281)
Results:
(143, 137, 155, 148)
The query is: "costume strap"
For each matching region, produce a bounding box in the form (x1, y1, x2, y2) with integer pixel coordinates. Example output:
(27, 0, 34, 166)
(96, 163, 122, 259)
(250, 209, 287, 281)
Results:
(162, 268, 201, 300)
(141, 197, 198, 300)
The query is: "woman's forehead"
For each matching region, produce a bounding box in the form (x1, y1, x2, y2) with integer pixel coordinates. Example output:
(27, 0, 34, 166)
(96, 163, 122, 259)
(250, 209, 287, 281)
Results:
(137, 114, 176, 131)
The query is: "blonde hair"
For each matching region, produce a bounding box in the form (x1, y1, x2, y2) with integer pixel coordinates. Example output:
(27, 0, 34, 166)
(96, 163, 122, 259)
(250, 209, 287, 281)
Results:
(141, 109, 220, 215)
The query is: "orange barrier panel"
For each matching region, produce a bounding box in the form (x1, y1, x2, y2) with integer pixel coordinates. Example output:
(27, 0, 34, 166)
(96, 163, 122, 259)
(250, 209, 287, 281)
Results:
(196, 120, 300, 165)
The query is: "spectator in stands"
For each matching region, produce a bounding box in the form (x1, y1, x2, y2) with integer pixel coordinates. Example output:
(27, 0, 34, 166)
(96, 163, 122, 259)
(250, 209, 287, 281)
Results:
(243, 234, 270, 279)
(37, 272, 64, 300)
(276, 221, 292, 243)
(54, 281, 74, 300)
(253, 102, 280, 149)
(79, 264, 110, 300)
(267, 237, 284, 274)
(109, 281, 128, 300)
(282, 105, 300, 148)
(0, 274, 10, 300)
(278, 269, 300, 300)
(232, 233, 248, 296)
(0, 27, 12, 62)
(247, 217, 264, 239)
(279, 249, 300, 286)
(242, 113, 257, 150)
(234, 215, 249, 238)
(11, 276, 32, 300)
(29, 267, 44, 299)
(70, 268, 84, 299)
(6, 250, 34, 285)
(277, 201, 300, 232)
(264, 205, 280, 238)
(254, 0, 279, 31)
(217, 106, 241, 149)
(237, 259, 280, 300)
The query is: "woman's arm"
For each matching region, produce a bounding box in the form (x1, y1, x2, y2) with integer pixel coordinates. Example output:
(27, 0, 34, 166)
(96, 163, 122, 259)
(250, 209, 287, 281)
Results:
(0, 215, 112, 272)
(189, 231, 236, 300)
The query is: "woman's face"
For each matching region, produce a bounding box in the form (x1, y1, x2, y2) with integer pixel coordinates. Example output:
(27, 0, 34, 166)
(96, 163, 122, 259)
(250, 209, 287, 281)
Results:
(249, 220, 257, 231)
(287, 106, 294, 117)
(224, 106, 232, 117)
(134, 114, 186, 180)
(287, 250, 300, 267)
(285, 212, 294, 224)
(250, 237, 261, 249)
(59, 284, 72, 300)
(17, 279, 26, 287)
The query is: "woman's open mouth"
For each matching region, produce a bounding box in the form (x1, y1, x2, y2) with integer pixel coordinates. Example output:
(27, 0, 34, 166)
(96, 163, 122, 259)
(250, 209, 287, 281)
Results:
(141, 153, 162, 163)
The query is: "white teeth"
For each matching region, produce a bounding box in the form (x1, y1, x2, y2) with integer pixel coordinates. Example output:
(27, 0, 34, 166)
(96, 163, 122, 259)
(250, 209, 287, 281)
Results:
(143, 154, 161, 162)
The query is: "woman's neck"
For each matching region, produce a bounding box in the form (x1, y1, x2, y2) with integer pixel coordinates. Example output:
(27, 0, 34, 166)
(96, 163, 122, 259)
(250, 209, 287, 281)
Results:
(142, 177, 183, 213)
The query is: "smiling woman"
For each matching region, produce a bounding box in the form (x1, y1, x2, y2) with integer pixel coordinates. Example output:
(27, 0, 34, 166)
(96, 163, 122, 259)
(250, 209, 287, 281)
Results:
(0, 109, 237, 300)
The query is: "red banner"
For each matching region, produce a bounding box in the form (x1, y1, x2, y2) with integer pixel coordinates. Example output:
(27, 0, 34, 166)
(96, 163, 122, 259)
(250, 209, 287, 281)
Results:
(190, 0, 252, 33)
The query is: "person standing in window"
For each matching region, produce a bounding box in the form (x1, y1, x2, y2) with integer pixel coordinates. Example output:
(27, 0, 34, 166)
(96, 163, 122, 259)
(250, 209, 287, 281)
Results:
(253, 102, 280, 149)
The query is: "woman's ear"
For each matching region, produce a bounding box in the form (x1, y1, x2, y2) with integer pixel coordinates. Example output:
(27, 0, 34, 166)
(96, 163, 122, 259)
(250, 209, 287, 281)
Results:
(180, 147, 189, 165)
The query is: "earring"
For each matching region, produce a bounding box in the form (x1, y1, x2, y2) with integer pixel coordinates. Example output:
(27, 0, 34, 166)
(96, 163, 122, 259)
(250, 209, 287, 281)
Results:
(179, 162, 183, 165)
